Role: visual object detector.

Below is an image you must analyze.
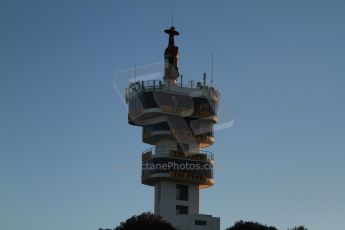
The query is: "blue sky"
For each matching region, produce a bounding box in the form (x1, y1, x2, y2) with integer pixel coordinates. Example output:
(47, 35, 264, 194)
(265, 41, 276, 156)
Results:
(1, 0, 344, 230)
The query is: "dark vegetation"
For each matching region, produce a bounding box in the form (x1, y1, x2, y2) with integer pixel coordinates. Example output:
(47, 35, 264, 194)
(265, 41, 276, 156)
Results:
(114, 212, 176, 230)
(113, 212, 308, 230)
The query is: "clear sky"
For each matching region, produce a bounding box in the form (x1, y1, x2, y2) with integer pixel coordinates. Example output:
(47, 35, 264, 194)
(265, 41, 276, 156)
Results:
(1, 0, 344, 230)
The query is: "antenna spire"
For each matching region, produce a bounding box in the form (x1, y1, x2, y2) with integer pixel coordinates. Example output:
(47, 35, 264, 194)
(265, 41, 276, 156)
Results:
(211, 54, 214, 86)
(134, 62, 137, 81)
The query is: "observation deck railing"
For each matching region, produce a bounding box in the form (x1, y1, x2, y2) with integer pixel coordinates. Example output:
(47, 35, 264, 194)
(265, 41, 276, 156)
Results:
(142, 146, 214, 161)
(125, 80, 220, 101)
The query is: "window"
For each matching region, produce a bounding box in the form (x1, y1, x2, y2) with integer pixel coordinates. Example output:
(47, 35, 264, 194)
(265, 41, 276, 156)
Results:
(176, 184, 188, 201)
(176, 205, 188, 215)
(195, 220, 207, 226)
(156, 183, 161, 201)
(177, 143, 189, 153)
(143, 92, 158, 108)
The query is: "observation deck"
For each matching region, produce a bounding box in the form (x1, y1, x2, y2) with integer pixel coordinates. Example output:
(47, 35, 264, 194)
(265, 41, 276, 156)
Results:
(126, 80, 220, 126)
(142, 122, 215, 147)
(141, 146, 214, 188)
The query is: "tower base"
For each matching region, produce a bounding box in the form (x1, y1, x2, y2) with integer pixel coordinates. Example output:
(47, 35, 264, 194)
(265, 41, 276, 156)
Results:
(170, 214, 220, 230)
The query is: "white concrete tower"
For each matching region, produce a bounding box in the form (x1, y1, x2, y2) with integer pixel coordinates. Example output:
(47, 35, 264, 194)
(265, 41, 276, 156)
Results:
(126, 26, 220, 230)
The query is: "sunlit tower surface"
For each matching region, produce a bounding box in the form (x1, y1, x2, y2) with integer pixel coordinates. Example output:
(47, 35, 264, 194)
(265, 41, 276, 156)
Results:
(125, 26, 220, 230)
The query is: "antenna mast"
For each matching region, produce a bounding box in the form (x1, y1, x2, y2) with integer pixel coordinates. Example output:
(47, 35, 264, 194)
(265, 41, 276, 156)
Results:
(211, 54, 214, 86)
(134, 62, 137, 82)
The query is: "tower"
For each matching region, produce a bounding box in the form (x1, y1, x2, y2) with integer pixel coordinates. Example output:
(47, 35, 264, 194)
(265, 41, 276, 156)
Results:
(125, 26, 220, 230)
